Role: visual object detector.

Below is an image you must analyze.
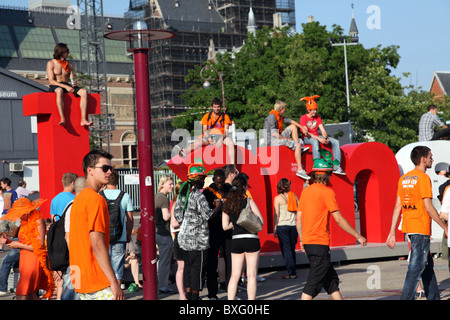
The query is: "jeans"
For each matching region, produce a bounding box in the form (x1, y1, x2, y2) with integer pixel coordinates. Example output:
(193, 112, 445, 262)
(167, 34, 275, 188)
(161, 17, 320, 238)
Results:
(277, 225, 298, 275)
(109, 241, 127, 281)
(401, 234, 440, 300)
(156, 234, 173, 291)
(61, 267, 80, 300)
(303, 136, 341, 162)
(0, 241, 20, 292)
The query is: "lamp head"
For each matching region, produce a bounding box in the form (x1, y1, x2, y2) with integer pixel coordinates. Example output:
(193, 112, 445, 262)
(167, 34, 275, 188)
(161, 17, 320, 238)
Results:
(203, 80, 211, 89)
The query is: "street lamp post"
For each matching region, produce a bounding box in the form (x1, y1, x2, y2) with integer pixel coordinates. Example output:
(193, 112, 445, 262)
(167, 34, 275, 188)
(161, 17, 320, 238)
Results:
(104, 21, 175, 300)
(200, 65, 225, 114)
(329, 37, 358, 144)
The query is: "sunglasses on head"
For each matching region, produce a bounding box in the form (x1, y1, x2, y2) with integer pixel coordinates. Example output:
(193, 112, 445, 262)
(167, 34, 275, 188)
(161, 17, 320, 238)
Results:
(92, 165, 113, 173)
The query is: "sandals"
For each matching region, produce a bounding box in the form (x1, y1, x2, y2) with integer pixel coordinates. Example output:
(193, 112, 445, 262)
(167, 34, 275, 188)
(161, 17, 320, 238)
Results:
(281, 274, 297, 279)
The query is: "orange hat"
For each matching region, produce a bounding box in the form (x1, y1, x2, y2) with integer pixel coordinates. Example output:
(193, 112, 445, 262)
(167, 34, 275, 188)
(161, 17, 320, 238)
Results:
(300, 95, 320, 110)
(1, 198, 47, 222)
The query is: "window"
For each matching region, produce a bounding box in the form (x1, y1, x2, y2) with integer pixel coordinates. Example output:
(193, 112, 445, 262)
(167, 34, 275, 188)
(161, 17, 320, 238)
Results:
(0, 25, 18, 58)
(121, 130, 138, 168)
(13, 26, 55, 59)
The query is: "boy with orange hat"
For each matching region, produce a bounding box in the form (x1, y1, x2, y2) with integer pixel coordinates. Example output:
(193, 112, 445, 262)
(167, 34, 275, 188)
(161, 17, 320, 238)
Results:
(296, 151, 366, 300)
(299, 95, 346, 175)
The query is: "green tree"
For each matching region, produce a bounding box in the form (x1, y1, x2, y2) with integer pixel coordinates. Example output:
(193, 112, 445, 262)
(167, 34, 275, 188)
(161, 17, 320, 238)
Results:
(173, 22, 448, 153)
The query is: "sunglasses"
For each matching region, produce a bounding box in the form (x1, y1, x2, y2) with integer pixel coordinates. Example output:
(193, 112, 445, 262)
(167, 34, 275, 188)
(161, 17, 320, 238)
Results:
(92, 165, 113, 173)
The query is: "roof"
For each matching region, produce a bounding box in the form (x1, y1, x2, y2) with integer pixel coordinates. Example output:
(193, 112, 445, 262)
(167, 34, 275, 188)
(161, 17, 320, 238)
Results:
(158, 0, 225, 32)
(349, 17, 358, 36)
(0, 66, 48, 94)
(430, 71, 450, 95)
(0, 6, 132, 76)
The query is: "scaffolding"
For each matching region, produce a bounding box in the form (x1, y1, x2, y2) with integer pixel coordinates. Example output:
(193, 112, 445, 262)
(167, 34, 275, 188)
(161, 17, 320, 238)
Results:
(77, 0, 112, 151)
(125, 0, 286, 164)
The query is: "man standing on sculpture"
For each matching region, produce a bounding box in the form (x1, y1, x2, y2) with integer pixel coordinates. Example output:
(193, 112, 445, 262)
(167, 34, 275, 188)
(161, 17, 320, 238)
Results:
(46, 43, 92, 127)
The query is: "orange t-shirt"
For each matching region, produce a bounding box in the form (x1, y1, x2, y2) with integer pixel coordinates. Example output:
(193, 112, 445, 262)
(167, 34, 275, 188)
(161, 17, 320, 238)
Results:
(69, 187, 111, 294)
(299, 183, 339, 246)
(397, 169, 432, 235)
(201, 112, 231, 135)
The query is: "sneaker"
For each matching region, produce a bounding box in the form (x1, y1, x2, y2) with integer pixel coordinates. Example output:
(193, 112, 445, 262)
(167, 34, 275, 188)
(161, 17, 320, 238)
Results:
(301, 146, 310, 154)
(296, 170, 311, 180)
(333, 166, 346, 175)
(256, 275, 266, 282)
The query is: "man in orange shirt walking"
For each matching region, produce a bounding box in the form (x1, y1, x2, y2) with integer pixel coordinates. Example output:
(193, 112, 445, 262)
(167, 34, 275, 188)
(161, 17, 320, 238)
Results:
(69, 149, 124, 300)
(386, 146, 448, 300)
(296, 152, 366, 300)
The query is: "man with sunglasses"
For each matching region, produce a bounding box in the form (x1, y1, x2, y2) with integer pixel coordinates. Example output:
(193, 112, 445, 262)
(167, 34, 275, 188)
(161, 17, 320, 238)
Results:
(47, 43, 93, 127)
(69, 150, 124, 300)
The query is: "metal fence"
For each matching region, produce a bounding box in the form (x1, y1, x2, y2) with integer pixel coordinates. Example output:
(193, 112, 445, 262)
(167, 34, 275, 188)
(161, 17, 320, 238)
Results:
(116, 168, 178, 211)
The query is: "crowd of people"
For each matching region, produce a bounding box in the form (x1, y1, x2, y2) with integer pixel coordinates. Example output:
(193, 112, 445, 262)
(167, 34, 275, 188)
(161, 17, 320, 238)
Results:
(0, 94, 449, 301)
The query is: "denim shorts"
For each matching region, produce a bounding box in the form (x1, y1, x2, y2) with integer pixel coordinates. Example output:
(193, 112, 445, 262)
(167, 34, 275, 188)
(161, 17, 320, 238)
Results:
(271, 127, 299, 151)
(109, 241, 127, 280)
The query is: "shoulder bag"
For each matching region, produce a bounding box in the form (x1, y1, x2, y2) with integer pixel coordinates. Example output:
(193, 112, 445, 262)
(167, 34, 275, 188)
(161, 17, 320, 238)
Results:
(236, 198, 263, 234)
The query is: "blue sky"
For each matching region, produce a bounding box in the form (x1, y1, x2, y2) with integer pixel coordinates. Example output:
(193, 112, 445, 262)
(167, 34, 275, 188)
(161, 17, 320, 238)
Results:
(5, 0, 449, 91)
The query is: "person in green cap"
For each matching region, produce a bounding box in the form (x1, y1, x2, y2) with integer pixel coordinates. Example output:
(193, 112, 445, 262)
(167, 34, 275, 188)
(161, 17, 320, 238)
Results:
(173, 163, 220, 300)
(296, 151, 367, 300)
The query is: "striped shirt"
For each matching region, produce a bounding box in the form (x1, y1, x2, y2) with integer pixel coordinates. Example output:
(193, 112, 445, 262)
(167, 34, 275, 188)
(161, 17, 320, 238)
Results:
(418, 112, 444, 141)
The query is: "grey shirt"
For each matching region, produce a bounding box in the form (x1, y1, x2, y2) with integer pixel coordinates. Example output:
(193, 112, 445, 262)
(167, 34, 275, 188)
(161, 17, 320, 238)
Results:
(173, 186, 213, 251)
(263, 113, 292, 145)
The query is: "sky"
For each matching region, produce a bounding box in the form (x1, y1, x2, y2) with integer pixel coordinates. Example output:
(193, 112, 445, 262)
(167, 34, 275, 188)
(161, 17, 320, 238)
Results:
(3, 0, 449, 91)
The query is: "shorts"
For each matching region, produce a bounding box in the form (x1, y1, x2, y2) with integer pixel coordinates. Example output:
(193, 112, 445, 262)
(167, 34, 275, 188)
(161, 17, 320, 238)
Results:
(271, 127, 300, 151)
(109, 241, 126, 280)
(173, 232, 183, 261)
(231, 235, 260, 254)
(302, 244, 340, 298)
(49, 82, 83, 98)
(79, 287, 114, 300)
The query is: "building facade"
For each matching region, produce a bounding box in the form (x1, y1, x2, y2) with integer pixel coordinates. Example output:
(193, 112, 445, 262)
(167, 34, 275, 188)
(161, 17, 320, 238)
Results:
(0, 0, 296, 167)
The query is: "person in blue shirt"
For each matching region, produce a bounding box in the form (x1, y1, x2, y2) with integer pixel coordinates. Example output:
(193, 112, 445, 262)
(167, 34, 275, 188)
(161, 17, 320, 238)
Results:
(50, 173, 78, 221)
(101, 169, 134, 289)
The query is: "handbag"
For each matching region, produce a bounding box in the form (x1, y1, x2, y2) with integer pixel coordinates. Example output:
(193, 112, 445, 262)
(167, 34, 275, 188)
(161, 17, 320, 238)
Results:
(236, 198, 263, 234)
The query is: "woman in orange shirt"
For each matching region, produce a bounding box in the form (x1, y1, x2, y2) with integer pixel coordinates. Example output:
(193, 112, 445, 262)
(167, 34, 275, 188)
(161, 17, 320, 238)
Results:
(297, 156, 366, 300)
(0, 198, 55, 300)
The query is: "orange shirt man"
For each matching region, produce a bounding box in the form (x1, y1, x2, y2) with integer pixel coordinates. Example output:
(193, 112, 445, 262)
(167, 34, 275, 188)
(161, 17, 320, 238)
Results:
(181, 97, 235, 164)
(69, 150, 124, 300)
(386, 146, 447, 300)
(297, 157, 366, 300)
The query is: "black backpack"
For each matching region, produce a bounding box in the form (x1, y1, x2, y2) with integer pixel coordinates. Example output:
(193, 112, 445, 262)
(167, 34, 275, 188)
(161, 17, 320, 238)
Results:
(47, 201, 72, 272)
(99, 190, 125, 244)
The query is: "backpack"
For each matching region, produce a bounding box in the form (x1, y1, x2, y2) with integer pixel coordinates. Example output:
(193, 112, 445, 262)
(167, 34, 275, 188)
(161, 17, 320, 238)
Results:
(47, 201, 72, 272)
(99, 190, 125, 244)
(206, 111, 224, 130)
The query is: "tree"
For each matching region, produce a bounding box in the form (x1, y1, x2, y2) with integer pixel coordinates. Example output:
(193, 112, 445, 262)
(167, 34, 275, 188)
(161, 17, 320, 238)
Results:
(173, 22, 447, 153)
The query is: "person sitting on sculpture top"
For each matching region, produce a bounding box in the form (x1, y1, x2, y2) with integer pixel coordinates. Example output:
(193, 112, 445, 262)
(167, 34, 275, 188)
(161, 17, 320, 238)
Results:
(299, 95, 346, 175)
(46, 43, 93, 127)
(181, 97, 235, 164)
(263, 101, 310, 180)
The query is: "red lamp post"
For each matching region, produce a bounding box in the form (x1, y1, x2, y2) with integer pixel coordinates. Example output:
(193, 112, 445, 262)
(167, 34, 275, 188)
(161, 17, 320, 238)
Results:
(104, 21, 175, 300)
